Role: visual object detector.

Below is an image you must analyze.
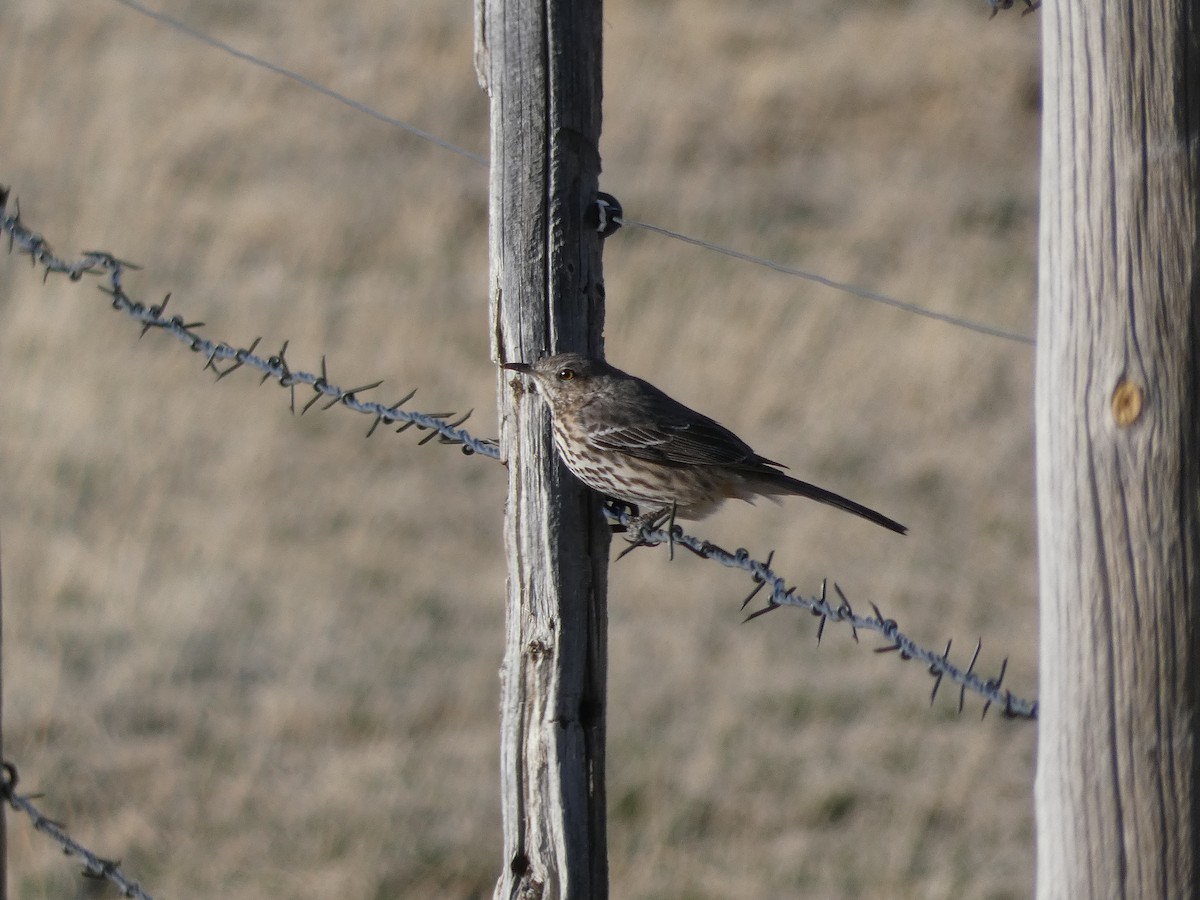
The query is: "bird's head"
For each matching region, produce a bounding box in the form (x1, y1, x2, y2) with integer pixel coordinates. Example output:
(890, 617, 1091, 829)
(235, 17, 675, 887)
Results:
(503, 352, 612, 408)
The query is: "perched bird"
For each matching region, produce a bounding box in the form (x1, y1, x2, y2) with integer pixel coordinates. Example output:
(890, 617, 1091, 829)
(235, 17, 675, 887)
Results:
(503, 353, 905, 534)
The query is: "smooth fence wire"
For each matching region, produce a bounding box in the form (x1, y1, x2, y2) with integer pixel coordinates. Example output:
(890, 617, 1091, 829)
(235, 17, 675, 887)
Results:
(109, 0, 1036, 346)
(616, 216, 1035, 344)
(113, 0, 488, 166)
(1, 184, 1036, 719)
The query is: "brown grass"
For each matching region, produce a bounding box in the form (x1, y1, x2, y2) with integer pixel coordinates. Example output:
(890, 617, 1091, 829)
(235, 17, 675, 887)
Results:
(0, 0, 1039, 897)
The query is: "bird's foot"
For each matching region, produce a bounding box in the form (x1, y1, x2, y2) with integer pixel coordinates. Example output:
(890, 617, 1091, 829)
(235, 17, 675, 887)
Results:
(602, 499, 640, 534)
(615, 505, 680, 560)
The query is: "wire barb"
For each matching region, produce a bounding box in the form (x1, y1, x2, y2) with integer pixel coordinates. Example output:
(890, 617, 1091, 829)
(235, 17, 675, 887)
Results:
(739, 550, 775, 610)
(366, 388, 420, 437)
(804, 579, 829, 644)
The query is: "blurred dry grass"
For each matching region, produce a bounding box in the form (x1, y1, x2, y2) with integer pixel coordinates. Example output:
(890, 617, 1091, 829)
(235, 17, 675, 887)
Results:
(0, 0, 1040, 897)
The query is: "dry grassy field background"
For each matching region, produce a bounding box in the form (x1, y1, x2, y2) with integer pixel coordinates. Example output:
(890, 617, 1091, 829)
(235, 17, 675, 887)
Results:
(1, 1, 1040, 897)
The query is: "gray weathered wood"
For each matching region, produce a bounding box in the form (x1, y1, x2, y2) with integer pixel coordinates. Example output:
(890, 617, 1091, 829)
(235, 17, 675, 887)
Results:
(1035, 1, 1200, 896)
(475, 0, 609, 897)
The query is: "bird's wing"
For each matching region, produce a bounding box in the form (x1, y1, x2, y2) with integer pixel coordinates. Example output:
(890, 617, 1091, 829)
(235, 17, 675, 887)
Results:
(581, 387, 776, 469)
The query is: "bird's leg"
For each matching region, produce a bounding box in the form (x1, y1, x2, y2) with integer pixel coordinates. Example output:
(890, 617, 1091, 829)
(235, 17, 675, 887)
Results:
(665, 502, 678, 560)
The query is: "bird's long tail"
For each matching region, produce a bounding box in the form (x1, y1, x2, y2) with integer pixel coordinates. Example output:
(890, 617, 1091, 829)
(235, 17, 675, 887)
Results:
(758, 470, 907, 535)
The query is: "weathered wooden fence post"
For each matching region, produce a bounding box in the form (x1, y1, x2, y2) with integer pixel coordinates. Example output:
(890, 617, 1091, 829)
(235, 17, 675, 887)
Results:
(1035, 1, 1200, 895)
(475, 0, 609, 896)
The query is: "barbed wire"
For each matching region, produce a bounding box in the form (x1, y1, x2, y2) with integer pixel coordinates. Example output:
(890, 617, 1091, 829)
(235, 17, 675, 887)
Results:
(0, 762, 156, 900)
(606, 505, 1036, 719)
(1, 185, 1036, 718)
(109, 0, 1035, 346)
(0, 188, 499, 459)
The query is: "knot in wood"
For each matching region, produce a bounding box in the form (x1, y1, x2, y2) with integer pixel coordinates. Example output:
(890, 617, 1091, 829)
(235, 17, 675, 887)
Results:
(1111, 379, 1144, 428)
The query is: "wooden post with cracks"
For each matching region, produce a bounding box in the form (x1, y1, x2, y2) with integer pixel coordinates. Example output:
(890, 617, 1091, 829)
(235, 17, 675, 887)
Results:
(1035, 1, 1200, 896)
(475, 0, 609, 897)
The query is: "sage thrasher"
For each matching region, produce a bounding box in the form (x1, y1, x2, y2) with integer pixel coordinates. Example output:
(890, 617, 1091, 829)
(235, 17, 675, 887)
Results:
(503, 353, 906, 534)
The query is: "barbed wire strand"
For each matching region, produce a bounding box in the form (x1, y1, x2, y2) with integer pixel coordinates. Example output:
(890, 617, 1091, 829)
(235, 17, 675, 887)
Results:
(0, 185, 1036, 718)
(109, 0, 1035, 346)
(0, 763, 156, 900)
(0, 189, 498, 458)
(606, 505, 1036, 719)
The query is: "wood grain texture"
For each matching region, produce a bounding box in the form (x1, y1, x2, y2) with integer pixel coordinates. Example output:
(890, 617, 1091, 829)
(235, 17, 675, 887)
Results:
(477, 0, 610, 897)
(1036, 1, 1200, 896)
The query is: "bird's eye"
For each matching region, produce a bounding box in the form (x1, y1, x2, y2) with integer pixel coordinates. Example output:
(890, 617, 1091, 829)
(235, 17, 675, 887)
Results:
(557, 368, 576, 381)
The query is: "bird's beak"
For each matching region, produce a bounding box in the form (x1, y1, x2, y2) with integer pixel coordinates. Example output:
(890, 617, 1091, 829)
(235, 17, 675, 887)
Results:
(502, 362, 533, 374)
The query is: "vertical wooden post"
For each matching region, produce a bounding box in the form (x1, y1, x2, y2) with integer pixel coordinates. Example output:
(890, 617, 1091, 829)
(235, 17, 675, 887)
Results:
(1035, 1, 1200, 896)
(475, 0, 609, 897)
